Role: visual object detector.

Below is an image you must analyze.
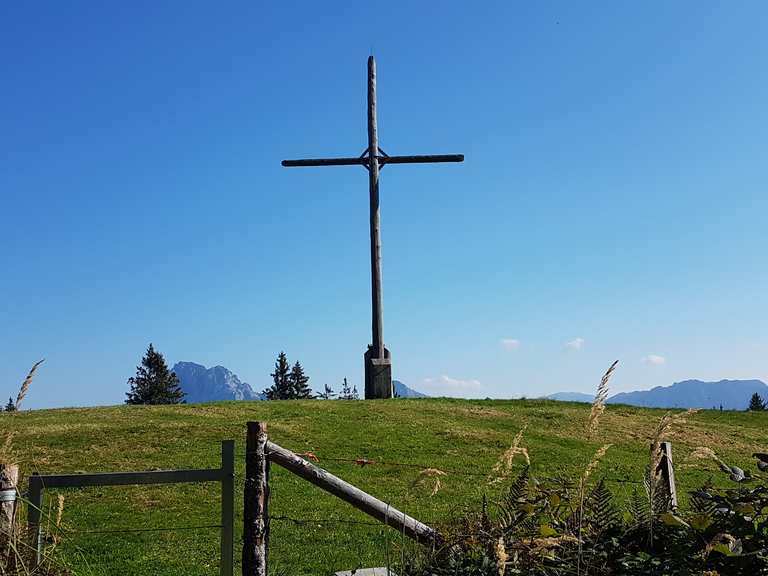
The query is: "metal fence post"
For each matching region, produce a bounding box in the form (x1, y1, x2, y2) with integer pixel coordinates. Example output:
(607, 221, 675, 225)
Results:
(221, 440, 235, 576)
(27, 473, 44, 568)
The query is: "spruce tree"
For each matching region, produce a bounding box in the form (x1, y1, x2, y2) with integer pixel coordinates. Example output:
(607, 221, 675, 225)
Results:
(339, 377, 352, 400)
(5, 397, 16, 412)
(319, 384, 335, 400)
(351, 384, 359, 400)
(289, 361, 313, 399)
(748, 392, 766, 411)
(264, 352, 292, 400)
(125, 344, 185, 405)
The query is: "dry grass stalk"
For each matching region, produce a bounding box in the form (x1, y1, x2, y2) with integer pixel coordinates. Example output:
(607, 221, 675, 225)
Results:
(495, 536, 508, 576)
(587, 360, 618, 438)
(649, 409, 701, 478)
(532, 534, 579, 550)
(688, 447, 730, 472)
(578, 443, 612, 576)
(582, 444, 612, 485)
(488, 425, 529, 485)
(52, 494, 65, 545)
(15, 359, 44, 410)
(411, 468, 447, 496)
(644, 408, 700, 544)
(0, 433, 16, 464)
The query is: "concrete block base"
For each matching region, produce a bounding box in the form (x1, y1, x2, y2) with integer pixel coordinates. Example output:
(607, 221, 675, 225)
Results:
(364, 347, 392, 399)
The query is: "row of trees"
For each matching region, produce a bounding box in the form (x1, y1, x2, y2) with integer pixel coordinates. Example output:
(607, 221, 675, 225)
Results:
(318, 377, 359, 400)
(122, 345, 360, 405)
(261, 352, 359, 400)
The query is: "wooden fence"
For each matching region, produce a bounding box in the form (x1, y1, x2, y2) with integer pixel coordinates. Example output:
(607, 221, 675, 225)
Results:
(20, 425, 680, 575)
(657, 441, 678, 509)
(241, 421, 440, 575)
(27, 440, 235, 576)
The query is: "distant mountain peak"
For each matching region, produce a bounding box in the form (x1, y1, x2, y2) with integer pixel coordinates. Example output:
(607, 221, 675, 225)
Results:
(172, 361, 263, 403)
(546, 392, 594, 403)
(393, 380, 427, 398)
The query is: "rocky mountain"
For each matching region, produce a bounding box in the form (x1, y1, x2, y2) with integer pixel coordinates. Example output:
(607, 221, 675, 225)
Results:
(172, 362, 263, 403)
(548, 379, 768, 410)
(393, 380, 427, 398)
(607, 379, 768, 410)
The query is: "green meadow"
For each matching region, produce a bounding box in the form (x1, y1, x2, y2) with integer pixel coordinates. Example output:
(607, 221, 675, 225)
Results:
(6, 399, 767, 575)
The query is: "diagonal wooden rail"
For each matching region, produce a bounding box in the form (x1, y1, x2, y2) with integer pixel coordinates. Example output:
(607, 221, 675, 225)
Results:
(242, 421, 441, 575)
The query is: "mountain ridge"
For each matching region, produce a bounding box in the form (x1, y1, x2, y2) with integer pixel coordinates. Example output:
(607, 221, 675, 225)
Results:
(548, 378, 768, 410)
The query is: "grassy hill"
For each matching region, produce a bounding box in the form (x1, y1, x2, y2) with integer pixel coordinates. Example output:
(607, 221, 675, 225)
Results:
(5, 398, 766, 575)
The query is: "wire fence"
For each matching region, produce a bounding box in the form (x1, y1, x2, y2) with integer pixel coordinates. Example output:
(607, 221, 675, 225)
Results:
(17, 437, 653, 576)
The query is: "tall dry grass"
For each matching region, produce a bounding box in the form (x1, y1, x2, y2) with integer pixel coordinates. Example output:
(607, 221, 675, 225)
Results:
(577, 360, 618, 575)
(14, 359, 44, 412)
(1, 359, 69, 575)
(587, 360, 618, 439)
(488, 425, 530, 485)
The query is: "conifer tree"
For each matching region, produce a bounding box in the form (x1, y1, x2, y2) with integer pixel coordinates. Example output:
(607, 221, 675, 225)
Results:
(264, 351, 292, 400)
(125, 344, 185, 405)
(748, 392, 766, 411)
(339, 377, 352, 400)
(289, 361, 313, 399)
(351, 383, 359, 400)
(5, 397, 16, 412)
(319, 384, 336, 400)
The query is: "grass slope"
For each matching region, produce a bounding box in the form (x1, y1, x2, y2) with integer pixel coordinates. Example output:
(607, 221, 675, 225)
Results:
(5, 399, 767, 575)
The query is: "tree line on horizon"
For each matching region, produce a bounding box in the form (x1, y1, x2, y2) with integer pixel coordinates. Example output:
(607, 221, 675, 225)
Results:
(122, 344, 359, 405)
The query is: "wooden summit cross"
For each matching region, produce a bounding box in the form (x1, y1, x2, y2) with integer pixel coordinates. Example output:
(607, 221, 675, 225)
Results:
(282, 56, 463, 399)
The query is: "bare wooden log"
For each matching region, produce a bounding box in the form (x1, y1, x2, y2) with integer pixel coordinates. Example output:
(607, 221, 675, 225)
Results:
(0, 464, 18, 535)
(243, 422, 269, 576)
(266, 440, 440, 545)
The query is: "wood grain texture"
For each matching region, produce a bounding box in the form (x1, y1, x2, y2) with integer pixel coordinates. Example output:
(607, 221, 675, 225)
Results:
(243, 422, 269, 576)
(0, 463, 18, 535)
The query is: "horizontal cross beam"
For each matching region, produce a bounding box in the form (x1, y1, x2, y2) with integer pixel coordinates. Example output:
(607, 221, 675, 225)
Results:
(29, 467, 226, 488)
(282, 154, 464, 168)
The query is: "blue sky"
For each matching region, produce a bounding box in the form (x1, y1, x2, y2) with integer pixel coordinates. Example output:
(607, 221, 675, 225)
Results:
(2, 2, 767, 409)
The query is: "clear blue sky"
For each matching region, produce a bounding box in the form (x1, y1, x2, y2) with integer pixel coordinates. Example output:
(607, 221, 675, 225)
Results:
(2, 2, 767, 409)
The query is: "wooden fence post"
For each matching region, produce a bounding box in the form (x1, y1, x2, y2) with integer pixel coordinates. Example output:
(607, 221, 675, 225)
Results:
(0, 464, 19, 535)
(659, 442, 678, 509)
(27, 473, 44, 567)
(220, 440, 235, 576)
(243, 422, 269, 576)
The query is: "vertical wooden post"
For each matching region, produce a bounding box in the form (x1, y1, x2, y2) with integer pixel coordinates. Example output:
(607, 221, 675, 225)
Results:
(27, 473, 44, 567)
(659, 442, 678, 509)
(220, 440, 235, 576)
(243, 422, 269, 576)
(367, 55, 384, 362)
(0, 464, 19, 535)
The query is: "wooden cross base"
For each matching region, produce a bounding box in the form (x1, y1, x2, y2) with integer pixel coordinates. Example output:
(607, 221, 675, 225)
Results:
(364, 346, 392, 399)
